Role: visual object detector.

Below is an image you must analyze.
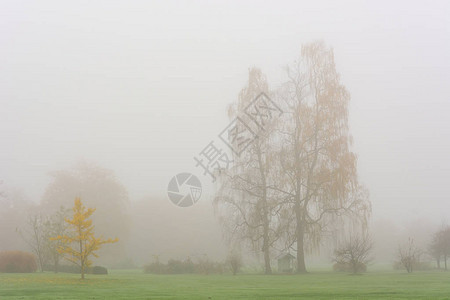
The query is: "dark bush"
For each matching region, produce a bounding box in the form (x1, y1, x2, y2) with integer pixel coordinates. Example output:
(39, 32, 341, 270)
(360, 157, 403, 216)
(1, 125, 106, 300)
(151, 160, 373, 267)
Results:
(196, 258, 225, 275)
(393, 260, 431, 271)
(167, 258, 196, 274)
(333, 262, 367, 273)
(44, 264, 108, 274)
(167, 259, 187, 274)
(226, 252, 243, 275)
(44, 264, 81, 273)
(0, 251, 37, 273)
(144, 257, 226, 275)
(91, 266, 108, 275)
(144, 261, 167, 274)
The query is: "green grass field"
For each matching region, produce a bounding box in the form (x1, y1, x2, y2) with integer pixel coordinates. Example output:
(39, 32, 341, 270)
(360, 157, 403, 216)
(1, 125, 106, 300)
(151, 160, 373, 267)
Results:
(1, 269, 450, 299)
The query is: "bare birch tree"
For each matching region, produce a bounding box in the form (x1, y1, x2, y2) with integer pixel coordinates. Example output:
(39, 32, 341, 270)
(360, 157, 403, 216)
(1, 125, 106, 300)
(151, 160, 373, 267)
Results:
(215, 68, 283, 274)
(19, 214, 49, 272)
(276, 41, 371, 273)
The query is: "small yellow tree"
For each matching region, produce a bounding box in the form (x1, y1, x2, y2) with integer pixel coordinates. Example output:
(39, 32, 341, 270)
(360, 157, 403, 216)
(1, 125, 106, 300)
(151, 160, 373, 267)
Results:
(51, 197, 118, 279)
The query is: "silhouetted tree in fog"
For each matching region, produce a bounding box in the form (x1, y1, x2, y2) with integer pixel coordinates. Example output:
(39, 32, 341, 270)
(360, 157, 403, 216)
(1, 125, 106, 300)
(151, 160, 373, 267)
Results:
(398, 238, 421, 273)
(44, 206, 70, 273)
(18, 214, 49, 272)
(226, 249, 243, 275)
(276, 41, 371, 273)
(216, 42, 371, 274)
(333, 233, 373, 274)
(215, 68, 284, 275)
(429, 226, 450, 270)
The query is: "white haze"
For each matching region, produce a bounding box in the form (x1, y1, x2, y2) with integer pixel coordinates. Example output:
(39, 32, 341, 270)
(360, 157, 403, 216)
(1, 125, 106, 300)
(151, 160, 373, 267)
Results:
(1, 0, 450, 262)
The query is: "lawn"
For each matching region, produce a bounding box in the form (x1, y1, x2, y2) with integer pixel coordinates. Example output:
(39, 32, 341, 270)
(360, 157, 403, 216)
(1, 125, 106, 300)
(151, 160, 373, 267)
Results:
(1, 269, 450, 299)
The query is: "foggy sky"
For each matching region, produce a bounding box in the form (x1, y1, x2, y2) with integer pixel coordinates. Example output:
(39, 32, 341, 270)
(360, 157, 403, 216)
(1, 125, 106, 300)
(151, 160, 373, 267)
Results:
(1, 0, 450, 226)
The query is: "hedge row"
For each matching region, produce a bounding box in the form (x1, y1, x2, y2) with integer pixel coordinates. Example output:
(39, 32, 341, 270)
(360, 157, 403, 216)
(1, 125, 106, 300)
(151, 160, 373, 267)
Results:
(144, 258, 226, 275)
(0, 251, 37, 273)
(44, 264, 108, 274)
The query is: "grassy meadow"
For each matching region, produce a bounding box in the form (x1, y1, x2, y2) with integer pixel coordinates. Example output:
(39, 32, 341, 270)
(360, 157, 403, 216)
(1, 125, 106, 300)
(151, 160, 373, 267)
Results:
(1, 269, 450, 299)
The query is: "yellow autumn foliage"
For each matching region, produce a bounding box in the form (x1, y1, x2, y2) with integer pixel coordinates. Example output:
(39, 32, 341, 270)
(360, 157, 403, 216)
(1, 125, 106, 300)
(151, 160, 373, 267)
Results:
(51, 197, 118, 279)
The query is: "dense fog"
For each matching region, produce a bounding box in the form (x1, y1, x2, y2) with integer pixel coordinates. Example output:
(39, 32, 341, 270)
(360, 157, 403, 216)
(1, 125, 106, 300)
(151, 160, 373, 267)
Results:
(1, 0, 450, 271)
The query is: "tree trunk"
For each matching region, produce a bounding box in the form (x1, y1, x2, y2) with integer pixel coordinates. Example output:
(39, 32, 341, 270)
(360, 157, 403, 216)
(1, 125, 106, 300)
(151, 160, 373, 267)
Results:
(39, 253, 45, 273)
(296, 231, 307, 272)
(445, 255, 447, 271)
(80, 238, 84, 279)
(54, 257, 59, 273)
(263, 244, 272, 274)
(262, 211, 272, 274)
(258, 146, 272, 275)
(437, 257, 440, 269)
(81, 260, 85, 279)
(295, 206, 307, 273)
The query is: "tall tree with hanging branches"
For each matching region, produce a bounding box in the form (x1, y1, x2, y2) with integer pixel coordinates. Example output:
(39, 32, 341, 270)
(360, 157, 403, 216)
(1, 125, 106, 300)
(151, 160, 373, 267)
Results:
(277, 41, 371, 273)
(215, 68, 285, 274)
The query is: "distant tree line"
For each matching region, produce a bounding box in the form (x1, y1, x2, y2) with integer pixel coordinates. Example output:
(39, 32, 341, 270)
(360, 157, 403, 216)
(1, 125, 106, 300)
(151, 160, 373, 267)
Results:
(429, 226, 450, 270)
(394, 227, 450, 274)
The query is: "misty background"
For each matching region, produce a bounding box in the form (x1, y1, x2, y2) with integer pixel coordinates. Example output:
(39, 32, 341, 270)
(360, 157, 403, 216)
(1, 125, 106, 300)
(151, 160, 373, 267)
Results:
(1, 0, 449, 266)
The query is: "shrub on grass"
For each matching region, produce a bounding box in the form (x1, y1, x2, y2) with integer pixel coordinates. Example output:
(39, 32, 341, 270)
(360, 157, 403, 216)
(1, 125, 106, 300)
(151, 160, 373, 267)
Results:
(226, 251, 243, 275)
(333, 262, 367, 273)
(46, 264, 81, 273)
(0, 251, 37, 273)
(144, 257, 226, 274)
(196, 258, 225, 275)
(144, 261, 167, 274)
(44, 264, 108, 274)
(167, 259, 191, 274)
(393, 260, 431, 271)
(91, 266, 108, 274)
